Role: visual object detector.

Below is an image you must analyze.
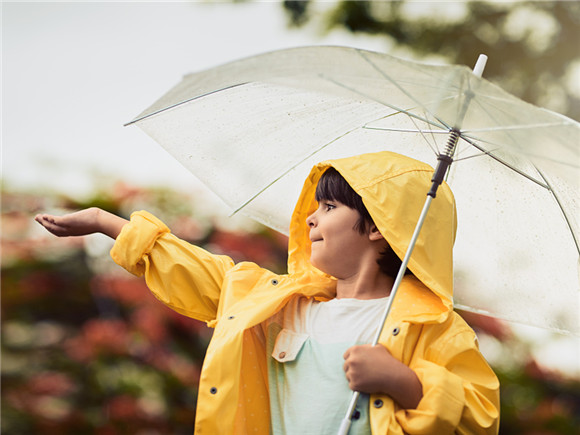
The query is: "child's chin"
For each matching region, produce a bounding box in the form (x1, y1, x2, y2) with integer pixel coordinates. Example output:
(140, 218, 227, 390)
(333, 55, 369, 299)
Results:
(309, 257, 322, 270)
(309, 259, 331, 276)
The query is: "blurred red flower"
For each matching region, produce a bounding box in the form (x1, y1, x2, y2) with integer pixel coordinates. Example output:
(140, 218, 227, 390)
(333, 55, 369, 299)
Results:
(66, 319, 130, 362)
(457, 310, 512, 341)
(27, 371, 77, 396)
(209, 229, 278, 265)
(91, 276, 150, 307)
(106, 395, 142, 421)
(131, 305, 168, 344)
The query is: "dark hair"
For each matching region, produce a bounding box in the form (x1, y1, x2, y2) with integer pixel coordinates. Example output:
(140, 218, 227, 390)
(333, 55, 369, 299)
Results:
(315, 167, 411, 279)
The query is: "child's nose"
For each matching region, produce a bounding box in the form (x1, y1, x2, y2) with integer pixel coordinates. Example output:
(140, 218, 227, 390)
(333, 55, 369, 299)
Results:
(306, 211, 316, 227)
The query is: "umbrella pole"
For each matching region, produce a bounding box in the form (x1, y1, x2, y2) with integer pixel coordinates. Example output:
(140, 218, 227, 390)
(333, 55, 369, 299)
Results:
(338, 55, 488, 435)
(338, 188, 435, 435)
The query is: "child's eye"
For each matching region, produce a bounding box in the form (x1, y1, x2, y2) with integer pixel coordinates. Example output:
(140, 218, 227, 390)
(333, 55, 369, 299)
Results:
(323, 202, 336, 211)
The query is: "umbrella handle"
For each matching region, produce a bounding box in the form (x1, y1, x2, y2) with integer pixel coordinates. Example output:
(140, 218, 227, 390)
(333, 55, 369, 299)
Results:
(337, 391, 360, 435)
(337, 419, 351, 435)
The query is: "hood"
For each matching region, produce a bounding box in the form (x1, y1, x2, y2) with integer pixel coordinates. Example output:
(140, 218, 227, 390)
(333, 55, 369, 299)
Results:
(288, 151, 457, 312)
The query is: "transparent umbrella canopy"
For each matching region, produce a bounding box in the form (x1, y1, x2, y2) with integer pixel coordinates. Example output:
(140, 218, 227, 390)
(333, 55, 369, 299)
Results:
(127, 46, 579, 336)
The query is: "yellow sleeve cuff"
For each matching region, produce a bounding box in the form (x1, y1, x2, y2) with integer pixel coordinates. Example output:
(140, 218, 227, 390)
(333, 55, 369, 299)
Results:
(110, 210, 170, 276)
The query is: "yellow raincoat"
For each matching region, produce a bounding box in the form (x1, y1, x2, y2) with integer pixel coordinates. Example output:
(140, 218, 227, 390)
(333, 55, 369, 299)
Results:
(111, 151, 499, 434)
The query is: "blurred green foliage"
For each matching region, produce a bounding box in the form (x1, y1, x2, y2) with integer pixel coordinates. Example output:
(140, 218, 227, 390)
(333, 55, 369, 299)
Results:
(283, 0, 580, 122)
(497, 364, 580, 434)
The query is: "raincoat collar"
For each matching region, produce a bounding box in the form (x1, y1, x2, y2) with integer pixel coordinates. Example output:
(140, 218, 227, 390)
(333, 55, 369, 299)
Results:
(288, 151, 457, 315)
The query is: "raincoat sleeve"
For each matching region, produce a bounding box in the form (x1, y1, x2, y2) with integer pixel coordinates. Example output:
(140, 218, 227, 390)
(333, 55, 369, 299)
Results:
(392, 317, 500, 434)
(110, 210, 235, 323)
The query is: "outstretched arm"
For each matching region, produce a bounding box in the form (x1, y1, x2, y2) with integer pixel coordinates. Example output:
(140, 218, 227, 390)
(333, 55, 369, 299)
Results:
(35, 207, 128, 239)
(37, 209, 233, 323)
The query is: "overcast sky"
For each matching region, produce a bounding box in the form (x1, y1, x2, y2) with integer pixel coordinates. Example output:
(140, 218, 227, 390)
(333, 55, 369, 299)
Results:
(3, 1, 387, 198)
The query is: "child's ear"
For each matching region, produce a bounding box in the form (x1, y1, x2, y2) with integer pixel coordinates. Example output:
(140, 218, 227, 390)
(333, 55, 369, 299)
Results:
(368, 224, 384, 241)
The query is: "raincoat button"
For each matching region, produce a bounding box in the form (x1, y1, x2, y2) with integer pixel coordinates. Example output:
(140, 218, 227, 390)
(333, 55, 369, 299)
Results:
(210, 387, 218, 394)
(278, 351, 286, 359)
(228, 315, 235, 320)
(271, 279, 279, 285)
(373, 399, 383, 408)
(392, 327, 400, 336)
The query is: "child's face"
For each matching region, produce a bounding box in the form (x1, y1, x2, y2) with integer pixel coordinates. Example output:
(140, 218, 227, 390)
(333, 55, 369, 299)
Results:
(306, 199, 376, 279)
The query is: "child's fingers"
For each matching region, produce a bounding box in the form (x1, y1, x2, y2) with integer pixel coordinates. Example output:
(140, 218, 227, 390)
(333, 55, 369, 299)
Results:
(34, 214, 50, 226)
(35, 214, 69, 236)
(35, 214, 55, 227)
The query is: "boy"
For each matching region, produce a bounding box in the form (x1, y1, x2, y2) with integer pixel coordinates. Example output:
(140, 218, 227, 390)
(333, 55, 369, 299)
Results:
(36, 151, 500, 434)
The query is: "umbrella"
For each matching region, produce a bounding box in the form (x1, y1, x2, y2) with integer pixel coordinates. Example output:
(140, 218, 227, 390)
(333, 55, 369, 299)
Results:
(126, 46, 579, 337)
(126, 45, 578, 433)
(127, 45, 579, 419)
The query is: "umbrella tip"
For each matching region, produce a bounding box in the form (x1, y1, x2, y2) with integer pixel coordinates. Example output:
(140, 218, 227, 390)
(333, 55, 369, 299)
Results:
(473, 54, 488, 78)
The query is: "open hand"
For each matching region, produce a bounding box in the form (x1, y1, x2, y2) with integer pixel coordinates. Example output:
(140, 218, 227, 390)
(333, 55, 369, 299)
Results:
(35, 207, 127, 239)
(35, 208, 102, 237)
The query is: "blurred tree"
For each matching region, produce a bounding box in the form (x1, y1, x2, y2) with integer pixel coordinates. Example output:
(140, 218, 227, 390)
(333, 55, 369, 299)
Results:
(283, 0, 580, 121)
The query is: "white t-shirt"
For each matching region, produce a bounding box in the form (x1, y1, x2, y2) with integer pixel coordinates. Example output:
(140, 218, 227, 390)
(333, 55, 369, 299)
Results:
(260, 296, 388, 435)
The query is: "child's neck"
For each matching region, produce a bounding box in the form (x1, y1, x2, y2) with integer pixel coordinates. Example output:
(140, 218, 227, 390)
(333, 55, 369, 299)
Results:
(335, 270, 394, 300)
